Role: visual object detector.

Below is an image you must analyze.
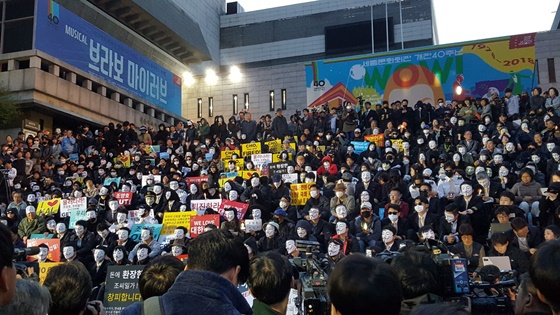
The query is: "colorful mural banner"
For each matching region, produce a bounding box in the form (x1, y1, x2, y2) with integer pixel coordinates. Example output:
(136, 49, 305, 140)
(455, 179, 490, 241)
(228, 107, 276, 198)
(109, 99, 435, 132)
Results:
(306, 35, 536, 108)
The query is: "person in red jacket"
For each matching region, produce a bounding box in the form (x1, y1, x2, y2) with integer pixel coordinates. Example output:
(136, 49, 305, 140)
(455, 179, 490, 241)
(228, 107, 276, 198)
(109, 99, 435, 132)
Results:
(317, 156, 338, 177)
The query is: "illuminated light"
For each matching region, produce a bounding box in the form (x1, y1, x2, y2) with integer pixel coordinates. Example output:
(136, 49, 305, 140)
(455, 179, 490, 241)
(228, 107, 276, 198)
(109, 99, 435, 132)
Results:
(182, 71, 195, 87)
(455, 86, 463, 95)
(229, 66, 242, 83)
(205, 69, 218, 85)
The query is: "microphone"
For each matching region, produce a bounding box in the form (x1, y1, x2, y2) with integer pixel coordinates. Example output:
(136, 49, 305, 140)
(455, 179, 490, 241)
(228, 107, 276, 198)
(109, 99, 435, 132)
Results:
(14, 247, 41, 257)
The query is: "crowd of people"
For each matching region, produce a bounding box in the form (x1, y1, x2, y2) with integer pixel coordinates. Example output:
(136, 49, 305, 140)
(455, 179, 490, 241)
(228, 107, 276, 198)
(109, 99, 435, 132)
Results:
(1, 85, 560, 314)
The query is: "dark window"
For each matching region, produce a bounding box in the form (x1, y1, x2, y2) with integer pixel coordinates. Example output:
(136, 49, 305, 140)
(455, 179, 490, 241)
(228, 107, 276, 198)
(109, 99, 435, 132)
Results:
(325, 18, 393, 56)
(5, 0, 34, 20)
(548, 58, 556, 83)
(3, 19, 33, 53)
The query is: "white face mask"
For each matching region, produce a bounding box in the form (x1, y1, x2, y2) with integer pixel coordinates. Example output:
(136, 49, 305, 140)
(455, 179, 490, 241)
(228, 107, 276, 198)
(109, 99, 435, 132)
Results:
(428, 141, 437, 149)
(458, 147, 466, 155)
(27, 195, 36, 203)
(361, 194, 370, 202)
(336, 206, 347, 219)
(382, 230, 394, 244)
(251, 209, 261, 219)
(37, 248, 48, 261)
(415, 205, 424, 212)
(153, 186, 162, 194)
(328, 243, 341, 257)
(251, 178, 260, 187)
(99, 187, 109, 196)
(47, 220, 56, 230)
(310, 190, 319, 198)
(113, 250, 124, 261)
(279, 201, 288, 209)
(137, 248, 148, 261)
(335, 222, 347, 235)
(109, 201, 119, 211)
(56, 223, 66, 234)
(499, 167, 509, 177)
(286, 240, 297, 254)
(63, 247, 75, 260)
(323, 162, 330, 169)
(94, 249, 105, 262)
(141, 230, 151, 242)
(225, 210, 235, 222)
(335, 191, 344, 198)
(297, 227, 307, 238)
(505, 143, 514, 151)
(224, 182, 232, 192)
(309, 210, 319, 220)
(402, 142, 410, 150)
(117, 230, 129, 241)
(265, 225, 275, 238)
(422, 230, 436, 240)
(117, 213, 127, 223)
(453, 154, 461, 162)
(553, 153, 560, 161)
(75, 226, 85, 236)
(419, 154, 426, 161)
(417, 138, 424, 145)
(174, 229, 184, 240)
(388, 213, 398, 222)
(229, 190, 238, 200)
(165, 191, 172, 200)
(86, 211, 96, 219)
(531, 155, 541, 164)
(547, 143, 556, 152)
(445, 213, 455, 223)
(461, 185, 473, 196)
(172, 246, 183, 256)
(361, 172, 371, 182)
(494, 155, 503, 164)
(423, 129, 430, 135)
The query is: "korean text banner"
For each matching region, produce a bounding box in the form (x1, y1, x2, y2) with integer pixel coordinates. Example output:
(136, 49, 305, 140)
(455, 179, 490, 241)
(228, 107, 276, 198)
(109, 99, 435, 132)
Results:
(35, 0, 182, 116)
(306, 34, 536, 108)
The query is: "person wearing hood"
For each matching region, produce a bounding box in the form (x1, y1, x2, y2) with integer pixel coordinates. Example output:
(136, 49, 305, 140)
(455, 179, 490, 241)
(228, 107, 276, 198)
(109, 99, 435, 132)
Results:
(317, 156, 338, 177)
(294, 220, 318, 243)
(258, 221, 285, 252)
(271, 174, 290, 207)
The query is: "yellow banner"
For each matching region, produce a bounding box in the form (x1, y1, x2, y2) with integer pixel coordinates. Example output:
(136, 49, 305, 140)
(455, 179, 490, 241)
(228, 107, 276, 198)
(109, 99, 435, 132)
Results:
(238, 170, 261, 180)
(161, 211, 197, 235)
(265, 139, 282, 153)
(290, 183, 315, 206)
(219, 177, 235, 188)
(39, 262, 63, 284)
(221, 149, 241, 160)
(37, 198, 62, 216)
(242, 142, 262, 157)
(364, 134, 385, 148)
(272, 153, 293, 162)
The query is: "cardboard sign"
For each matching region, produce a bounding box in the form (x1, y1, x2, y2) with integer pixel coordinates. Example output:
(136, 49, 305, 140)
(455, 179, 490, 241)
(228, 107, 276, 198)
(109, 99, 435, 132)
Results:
(190, 199, 222, 216)
(265, 139, 282, 153)
(141, 175, 161, 187)
(238, 170, 260, 180)
(221, 149, 240, 160)
(104, 177, 121, 187)
(282, 173, 299, 184)
(186, 176, 209, 187)
(60, 197, 87, 218)
(269, 162, 290, 175)
(390, 139, 403, 152)
(161, 212, 197, 235)
(129, 224, 163, 242)
(350, 141, 370, 154)
(364, 134, 385, 147)
(241, 142, 262, 157)
(104, 265, 145, 315)
(113, 192, 133, 206)
(27, 238, 61, 262)
(190, 214, 220, 238)
(114, 155, 131, 168)
(272, 152, 293, 162)
(244, 219, 262, 232)
(30, 234, 53, 239)
(39, 262, 63, 284)
(218, 200, 249, 220)
(36, 198, 62, 216)
(69, 208, 88, 229)
(291, 182, 315, 206)
(251, 153, 273, 169)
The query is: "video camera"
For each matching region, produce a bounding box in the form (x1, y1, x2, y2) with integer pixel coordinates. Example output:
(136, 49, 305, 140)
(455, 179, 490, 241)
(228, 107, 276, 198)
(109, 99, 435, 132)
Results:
(292, 240, 330, 315)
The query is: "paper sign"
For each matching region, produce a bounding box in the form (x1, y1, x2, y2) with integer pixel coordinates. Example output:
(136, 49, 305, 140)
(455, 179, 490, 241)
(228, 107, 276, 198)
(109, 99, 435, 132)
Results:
(272, 152, 293, 162)
(186, 176, 209, 187)
(190, 214, 220, 238)
(60, 197, 87, 218)
(104, 265, 145, 315)
(218, 177, 235, 188)
(218, 200, 249, 220)
(350, 141, 370, 154)
(364, 134, 385, 148)
(241, 142, 262, 157)
(141, 175, 161, 187)
(114, 155, 131, 168)
(27, 238, 61, 262)
(129, 224, 163, 242)
(269, 162, 290, 175)
(104, 177, 121, 186)
(39, 262, 63, 284)
(113, 192, 133, 206)
(265, 139, 282, 153)
(291, 182, 315, 206)
(282, 173, 299, 184)
(238, 170, 260, 180)
(221, 149, 240, 160)
(390, 139, 403, 152)
(190, 199, 222, 216)
(69, 208, 88, 229)
(251, 153, 273, 169)
(161, 212, 197, 235)
(30, 234, 53, 239)
(244, 219, 262, 232)
(36, 198, 62, 216)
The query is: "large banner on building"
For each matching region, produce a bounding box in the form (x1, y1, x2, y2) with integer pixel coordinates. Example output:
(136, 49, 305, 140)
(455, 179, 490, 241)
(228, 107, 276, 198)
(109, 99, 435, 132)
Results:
(34, 0, 182, 116)
(306, 34, 536, 108)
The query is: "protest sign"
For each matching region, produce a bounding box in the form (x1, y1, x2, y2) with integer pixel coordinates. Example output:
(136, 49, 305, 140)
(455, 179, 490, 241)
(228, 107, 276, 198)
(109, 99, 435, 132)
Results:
(104, 265, 145, 315)
(30, 234, 53, 239)
(268, 162, 290, 175)
(186, 176, 209, 187)
(60, 197, 87, 218)
(221, 149, 240, 160)
(190, 214, 220, 238)
(104, 177, 121, 186)
(218, 200, 249, 220)
(351, 141, 370, 154)
(129, 224, 163, 242)
(36, 198, 61, 216)
(69, 208, 88, 229)
(39, 262, 63, 284)
(238, 283, 255, 308)
(390, 139, 403, 152)
(218, 177, 235, 188)
(241, 142, 262, 157)
(244, 219, 262, 232)
(272, 153, 293, 163)
(190, 199, 222, 215)
(238, 170, 260, 180)
(113, 192, 133, 206)
(282, 173, 299, 184)
(251, 153, 273, 169)
(27, 238, 61, 262)
(127, 209, 154, 221)
(264, 139, 282, 153)
(159, 152, 170, 160)
(141, 175, 161, 187)
(205, 153, 213, 161)
(161, 211, 197, 235)
(290, 183, 315, 206)
(364, 134, 385, 147)
(114, 156, 131, 168)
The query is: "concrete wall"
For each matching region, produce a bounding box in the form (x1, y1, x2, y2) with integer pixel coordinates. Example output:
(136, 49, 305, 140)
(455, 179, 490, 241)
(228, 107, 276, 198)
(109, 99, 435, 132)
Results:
(535, 30, 560, 91)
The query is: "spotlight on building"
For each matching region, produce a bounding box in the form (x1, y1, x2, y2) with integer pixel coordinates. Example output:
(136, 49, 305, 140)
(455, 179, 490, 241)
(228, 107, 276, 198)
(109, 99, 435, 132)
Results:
(182, 71, 195, 87)
(229, 65, 242, 83)
(205, 69, 218, 85)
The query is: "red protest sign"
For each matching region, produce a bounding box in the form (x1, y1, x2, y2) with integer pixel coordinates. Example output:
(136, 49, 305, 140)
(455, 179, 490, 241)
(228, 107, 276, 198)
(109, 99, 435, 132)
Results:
(113, 192, 133, 206)
(27, 238, 61, 262)
(186, 176, 209, 187)
(190, 214, 220, 238)
(217, 200, 248, 221)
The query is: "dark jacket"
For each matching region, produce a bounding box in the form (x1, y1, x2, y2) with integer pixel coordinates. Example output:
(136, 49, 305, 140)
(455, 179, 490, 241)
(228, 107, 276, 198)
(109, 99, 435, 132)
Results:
(271, 116, 289, 139)
(504, 227, 544, 254)
(487, 245, 529, 274)
(450, 241, 485, 273)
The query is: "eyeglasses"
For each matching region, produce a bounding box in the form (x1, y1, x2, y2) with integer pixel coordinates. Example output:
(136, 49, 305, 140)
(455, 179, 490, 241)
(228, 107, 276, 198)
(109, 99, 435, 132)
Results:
(388, 211, 399, 215)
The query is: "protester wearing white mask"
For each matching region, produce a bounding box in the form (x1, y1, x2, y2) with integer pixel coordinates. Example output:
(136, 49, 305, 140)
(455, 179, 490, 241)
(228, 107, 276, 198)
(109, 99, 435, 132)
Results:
(128, 227, 161, 261)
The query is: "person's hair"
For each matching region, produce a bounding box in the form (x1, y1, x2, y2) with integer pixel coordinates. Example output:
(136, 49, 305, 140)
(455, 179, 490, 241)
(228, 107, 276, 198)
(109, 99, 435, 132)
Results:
(479, 265, 501, 283)
(383, 225, 397, 236)
(490, 232, 508, 246)
(0, 223, 14, 270)
(511, 217, 528, 231)
(138, 256, 184, 300)
(188, 229, 249, 283)
(391, 251, 441, 299)
(545, 225, 560, 238)
(409, 303, 469, 315)
(519, 168, 534, 181)
(494, 206, 509, 216)
(387, 204, 401, 212)
(328, 255, 402, 315)
(43, 261, 92, 315)
(458, 224, 474, 236)
(529, 241, 560, 312)
(500, 191, 515, 201)
(3, 279, 51, 315)
(248, 252, 293, 305)
(414, 196, 428, 205)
